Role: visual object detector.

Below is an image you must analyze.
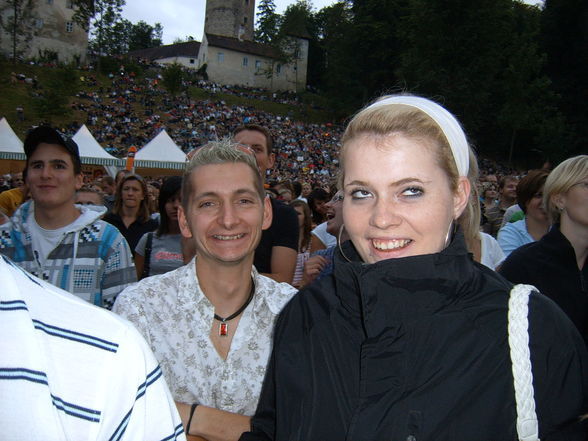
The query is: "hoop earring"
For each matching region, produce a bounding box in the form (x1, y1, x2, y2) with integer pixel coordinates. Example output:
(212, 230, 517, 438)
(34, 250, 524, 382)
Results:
(444, 220, 457, 249)
(337, 224, 352, 263)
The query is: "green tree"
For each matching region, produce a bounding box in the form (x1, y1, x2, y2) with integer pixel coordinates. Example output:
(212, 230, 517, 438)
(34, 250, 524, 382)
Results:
(162, 63, 184, 96)
(255, 0, 280, 44)
(0, 0, 37, 63)
(540, 0, 588, 157)
(32, 67, 78, 122)
(128, 20, 163, 51)
(74, 0, 126, 56)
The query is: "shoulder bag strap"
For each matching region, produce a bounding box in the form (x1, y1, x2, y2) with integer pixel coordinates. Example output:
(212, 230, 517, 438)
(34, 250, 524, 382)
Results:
(508, 283, 540, 441)
(142, 232, 153, 279)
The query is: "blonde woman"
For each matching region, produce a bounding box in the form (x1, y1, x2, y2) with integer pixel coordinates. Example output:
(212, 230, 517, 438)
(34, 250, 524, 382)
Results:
(500, 155, 588, 344)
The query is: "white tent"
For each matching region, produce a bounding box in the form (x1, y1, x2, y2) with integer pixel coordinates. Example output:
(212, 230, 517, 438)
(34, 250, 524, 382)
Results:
(0, 118, 25, 160)
(72, 125, 123, 166)
(134, 130, 187, 170)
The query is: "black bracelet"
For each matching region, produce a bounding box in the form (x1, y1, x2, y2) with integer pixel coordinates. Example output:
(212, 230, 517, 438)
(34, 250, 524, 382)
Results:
(186, 403, 198, 435)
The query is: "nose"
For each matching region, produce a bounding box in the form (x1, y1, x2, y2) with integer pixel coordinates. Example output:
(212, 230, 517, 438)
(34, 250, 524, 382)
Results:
(369, 198, 401, 230)
(218, 202, 238, 229)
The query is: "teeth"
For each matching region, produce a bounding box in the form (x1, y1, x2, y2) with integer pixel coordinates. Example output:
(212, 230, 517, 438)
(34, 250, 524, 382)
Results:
(372, 239, 411, 250)
(213, 234, 244, 240)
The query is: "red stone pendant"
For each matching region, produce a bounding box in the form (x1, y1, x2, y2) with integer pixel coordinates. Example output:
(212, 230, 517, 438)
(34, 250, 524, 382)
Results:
(219, 322, 228, 336)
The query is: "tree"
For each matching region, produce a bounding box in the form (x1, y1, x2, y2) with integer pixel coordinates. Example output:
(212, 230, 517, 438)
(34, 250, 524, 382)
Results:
(540, 0, 588, 157)
(255, 0, 280, 44)
(162, 63, 184, 96)
(128, 20, 162, 51)
(32, 67, 78, 122)
(73, 0, 126, 56)
(0, 0, 37, 63)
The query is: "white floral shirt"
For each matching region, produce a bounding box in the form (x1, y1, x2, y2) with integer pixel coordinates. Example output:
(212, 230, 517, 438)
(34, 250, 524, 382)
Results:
(113, 259, 297, 416)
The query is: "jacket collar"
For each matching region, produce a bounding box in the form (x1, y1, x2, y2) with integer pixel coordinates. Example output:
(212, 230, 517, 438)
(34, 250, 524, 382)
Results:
(332, 228, 483, 336)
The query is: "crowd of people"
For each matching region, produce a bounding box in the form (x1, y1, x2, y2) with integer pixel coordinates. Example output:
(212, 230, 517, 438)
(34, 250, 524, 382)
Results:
(0, 88, 586, 440)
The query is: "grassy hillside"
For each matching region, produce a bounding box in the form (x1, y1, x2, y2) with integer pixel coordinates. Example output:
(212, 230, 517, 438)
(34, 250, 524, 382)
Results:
(0, 59, 334, 142)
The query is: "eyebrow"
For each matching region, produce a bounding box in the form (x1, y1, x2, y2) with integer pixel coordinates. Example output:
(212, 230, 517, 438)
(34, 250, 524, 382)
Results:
(194, 188, 260, 200)
(30, 159, 69, 167)
(345, 178, 431, 188)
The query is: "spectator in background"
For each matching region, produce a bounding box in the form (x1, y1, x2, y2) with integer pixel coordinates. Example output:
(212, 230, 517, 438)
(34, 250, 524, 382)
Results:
(483, 175, 518, 237)
(75, 184, 105, 208)
(500, 155, 588, 345)
(0, 255, 186, 441)
(307, 187, 330, 226)
(497, 169, 550, 257)
(289, 200, 312, 288)
(458, 153, 505, 270)
(0, 171, 28, 217)
(0, 175, 10, 193)
(104, 174, 158, 252)
(135, 176, 183, 279)
(0, 126, 135, 309)
(99, 175, 116, 210)
(234, 124, 299, 283)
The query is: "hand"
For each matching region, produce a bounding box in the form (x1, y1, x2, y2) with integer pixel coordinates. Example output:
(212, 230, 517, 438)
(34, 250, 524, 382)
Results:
(302, 255, 329, 287)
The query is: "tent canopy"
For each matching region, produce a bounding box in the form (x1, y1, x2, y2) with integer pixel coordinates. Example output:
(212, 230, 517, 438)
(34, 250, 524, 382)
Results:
(72, 125, 123, 166)
(0, 118, 25, 160)
(134, 130, 187, 170)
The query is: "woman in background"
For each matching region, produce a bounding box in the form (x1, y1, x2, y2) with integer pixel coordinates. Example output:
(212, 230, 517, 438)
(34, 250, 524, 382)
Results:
(289, 200, 312, 288)
(135, 176, 184, 279)
(103, 174, 158, 252)
(500, 155, 588, 344)
(497, 169, 550, 257)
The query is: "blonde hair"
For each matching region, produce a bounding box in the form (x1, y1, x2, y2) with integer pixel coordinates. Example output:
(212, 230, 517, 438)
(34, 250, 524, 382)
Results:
(339, 102, 463, 193)
(544, 155, 588, 224)
(458, 149, 481, 249)
(182, 138, 264, 209)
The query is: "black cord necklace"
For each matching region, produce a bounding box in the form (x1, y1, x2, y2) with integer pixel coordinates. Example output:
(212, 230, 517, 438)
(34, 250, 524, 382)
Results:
(214, 278, 255, 337)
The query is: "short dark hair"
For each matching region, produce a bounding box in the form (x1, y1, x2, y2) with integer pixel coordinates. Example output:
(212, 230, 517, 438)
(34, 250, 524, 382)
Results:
(517, 169, 549, 214)
(498, 175, 518, 191)
(24, 126, 81, 174)
(233, 124, 273, 156)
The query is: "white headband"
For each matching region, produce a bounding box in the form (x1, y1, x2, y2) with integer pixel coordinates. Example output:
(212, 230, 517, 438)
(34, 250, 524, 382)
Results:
(365, 96, 469, 176)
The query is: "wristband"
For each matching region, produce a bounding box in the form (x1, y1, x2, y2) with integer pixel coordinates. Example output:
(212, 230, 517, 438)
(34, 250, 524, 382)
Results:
(186, 403, 198, 435)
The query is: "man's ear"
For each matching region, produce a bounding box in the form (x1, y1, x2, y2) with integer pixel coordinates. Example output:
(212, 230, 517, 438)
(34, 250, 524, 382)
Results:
(261, 196, 273, 231)
(267, 152, 276, 170)
(75, 173, 83, 191)
(453, 177, 471, 220)
(178, 205, 193, 239)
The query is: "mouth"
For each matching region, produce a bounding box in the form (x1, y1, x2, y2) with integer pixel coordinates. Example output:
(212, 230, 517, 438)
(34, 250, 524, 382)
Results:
(371, 238, 412, 251)
(213, 233, 245, 241)
(326, 211, 335, 220)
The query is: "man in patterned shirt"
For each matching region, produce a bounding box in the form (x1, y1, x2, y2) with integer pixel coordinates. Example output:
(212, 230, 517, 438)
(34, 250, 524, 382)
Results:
(114, 139, 297, 441)
(0, 126, 136, 308)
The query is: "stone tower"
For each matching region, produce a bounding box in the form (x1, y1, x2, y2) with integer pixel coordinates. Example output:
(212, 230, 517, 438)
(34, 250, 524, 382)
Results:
(204, 0, 255, 41)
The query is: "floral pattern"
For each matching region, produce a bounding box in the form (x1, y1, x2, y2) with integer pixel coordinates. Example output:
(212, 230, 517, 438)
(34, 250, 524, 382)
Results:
(113, 259, 297, 416)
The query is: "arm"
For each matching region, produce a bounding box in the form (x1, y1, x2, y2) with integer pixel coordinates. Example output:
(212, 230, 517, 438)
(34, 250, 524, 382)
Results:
(262, 246, 297, 283)
(261, 203, 299, 283)
(101, 225, 137, 308)
(134, 253, 145, 280)
(177, 402, 250, 441)
(309, 234, 326, 253)
(300, 254, 328, 288)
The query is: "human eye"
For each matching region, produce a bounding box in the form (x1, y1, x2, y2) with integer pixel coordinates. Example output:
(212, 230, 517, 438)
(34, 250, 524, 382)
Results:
(401, 186, 424, 198)
(349, 188, 372, 200)
(198, 200, 216, 208)
(238, 198, 255, 205)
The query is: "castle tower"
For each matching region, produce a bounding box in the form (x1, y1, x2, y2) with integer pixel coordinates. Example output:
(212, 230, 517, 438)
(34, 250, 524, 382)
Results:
(205, 0, 255, 41)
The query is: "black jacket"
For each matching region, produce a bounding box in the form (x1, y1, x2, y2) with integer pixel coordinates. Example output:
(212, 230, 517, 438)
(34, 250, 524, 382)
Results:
(499, 225, 588, 345)
(241, 232, 587, 441)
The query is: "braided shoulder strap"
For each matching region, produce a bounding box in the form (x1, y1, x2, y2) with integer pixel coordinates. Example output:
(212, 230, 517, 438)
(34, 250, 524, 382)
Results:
(508, 284, 540, 441)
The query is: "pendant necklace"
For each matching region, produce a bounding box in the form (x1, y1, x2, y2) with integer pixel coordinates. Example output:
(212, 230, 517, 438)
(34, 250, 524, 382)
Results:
(214, 279, 255, 337)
